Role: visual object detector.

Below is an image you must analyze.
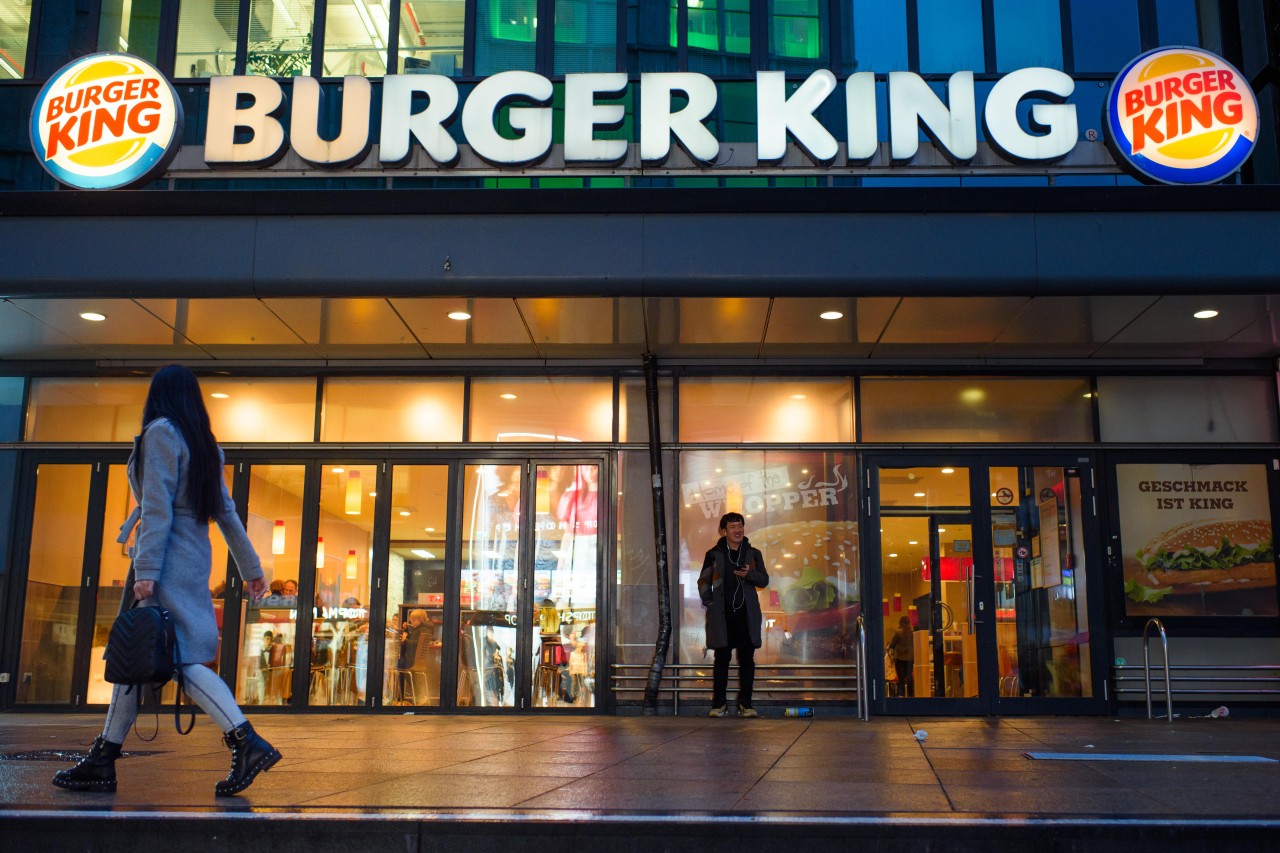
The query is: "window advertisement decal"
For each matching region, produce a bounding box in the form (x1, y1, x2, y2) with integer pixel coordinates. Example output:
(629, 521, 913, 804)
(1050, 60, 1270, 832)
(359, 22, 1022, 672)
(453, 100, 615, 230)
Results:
(1106, 47, 1258, 185)
(29, 53, 184, 190)
(678, 451, 860, 672)
(1117, 463, 1276, 617)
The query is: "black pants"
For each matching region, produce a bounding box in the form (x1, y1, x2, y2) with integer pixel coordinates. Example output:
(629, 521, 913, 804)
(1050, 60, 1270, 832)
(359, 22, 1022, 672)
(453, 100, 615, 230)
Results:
(712, 643, 756, 708)
(893, 659, 914, 697)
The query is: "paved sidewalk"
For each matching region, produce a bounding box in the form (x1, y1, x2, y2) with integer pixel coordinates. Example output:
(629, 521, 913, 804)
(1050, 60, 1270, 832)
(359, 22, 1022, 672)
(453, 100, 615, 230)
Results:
(2, 712, 1278, 851)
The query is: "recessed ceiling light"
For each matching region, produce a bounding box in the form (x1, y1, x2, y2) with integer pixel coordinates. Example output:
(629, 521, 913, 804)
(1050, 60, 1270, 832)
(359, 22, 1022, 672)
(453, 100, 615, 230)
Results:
(940, 467, 954, 474)
(908, 540, 919, 545)
(790, 394, 807, 399)
(424, 527, 435, 533)
(399, 510, 411, 517)
(410, 549, 437, 560)
(448, 311, 471, 321)
(938, 527, 947, 533)
(889, 553, 898, 558)
(819, 311, 843, 320)
(1193, 309, 1218, 319)
(332, 467, 345, 474)
(913, 491, 926, 498)
(79, 312, 106, 322)
(1082, 392, 1093, 398)
(499, 393, 517, 400)
(210, 392, 229, 399)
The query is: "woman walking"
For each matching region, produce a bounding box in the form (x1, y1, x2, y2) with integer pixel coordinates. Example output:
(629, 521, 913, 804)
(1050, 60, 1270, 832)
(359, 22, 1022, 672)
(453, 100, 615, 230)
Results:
(53, 365, 281, 796)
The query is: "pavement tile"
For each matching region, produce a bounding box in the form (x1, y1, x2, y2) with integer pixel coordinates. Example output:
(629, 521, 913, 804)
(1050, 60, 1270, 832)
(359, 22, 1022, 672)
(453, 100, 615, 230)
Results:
(516, 776, 748, 810)
(739, 780, 951, 813)
(301, 771, 577, 808)
(943, 784, 1178, 815)
(762, 766, 941, 785)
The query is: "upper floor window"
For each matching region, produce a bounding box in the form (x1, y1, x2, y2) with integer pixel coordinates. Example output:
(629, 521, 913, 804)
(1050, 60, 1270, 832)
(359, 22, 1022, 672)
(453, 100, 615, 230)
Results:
(0, 0, 33, 78)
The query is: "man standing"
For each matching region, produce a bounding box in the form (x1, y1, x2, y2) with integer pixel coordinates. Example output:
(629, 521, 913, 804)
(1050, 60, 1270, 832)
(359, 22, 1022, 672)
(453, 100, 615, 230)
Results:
(698, 512, 770, 718)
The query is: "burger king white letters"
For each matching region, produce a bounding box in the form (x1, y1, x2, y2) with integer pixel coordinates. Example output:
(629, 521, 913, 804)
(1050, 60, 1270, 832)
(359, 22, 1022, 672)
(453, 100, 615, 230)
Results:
(203, 67, 1079, 170)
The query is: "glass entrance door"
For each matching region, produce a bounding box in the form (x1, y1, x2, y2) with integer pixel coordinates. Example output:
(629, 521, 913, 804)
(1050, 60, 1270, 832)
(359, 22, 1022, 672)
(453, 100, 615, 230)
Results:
(458, 461, 601, 710)
(871, 459, 1104, 714)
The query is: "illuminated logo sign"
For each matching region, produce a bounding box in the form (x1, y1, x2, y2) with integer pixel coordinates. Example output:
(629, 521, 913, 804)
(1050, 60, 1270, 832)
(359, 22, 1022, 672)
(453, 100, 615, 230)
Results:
(1106, 47, 1257, 185)
(30, 53, 184, 190)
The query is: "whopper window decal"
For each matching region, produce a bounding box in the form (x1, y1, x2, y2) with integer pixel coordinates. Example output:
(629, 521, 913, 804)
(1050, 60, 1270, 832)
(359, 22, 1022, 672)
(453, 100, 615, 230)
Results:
(29, 53, 185, 190)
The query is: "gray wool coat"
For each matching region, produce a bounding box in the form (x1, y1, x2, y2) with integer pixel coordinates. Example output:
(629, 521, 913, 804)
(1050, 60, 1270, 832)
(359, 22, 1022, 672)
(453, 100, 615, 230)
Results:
(698, 536, 769, 650)
(118, 418, 263, 664)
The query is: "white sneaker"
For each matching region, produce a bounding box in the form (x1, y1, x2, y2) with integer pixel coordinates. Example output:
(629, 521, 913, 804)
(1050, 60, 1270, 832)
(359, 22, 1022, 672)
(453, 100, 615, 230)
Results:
(708, 705, 728, 717)
(736, 705, 758, 718)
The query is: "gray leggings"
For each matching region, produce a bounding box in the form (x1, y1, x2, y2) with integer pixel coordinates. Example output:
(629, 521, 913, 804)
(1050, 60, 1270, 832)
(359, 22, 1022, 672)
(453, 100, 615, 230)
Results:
(102, 663, 246, 743)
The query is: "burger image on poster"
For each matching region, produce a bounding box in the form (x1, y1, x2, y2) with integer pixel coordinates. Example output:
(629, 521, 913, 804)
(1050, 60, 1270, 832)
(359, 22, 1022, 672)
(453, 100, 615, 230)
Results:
(1125, 519, 1275, 604)
(754, 519, 860, 630)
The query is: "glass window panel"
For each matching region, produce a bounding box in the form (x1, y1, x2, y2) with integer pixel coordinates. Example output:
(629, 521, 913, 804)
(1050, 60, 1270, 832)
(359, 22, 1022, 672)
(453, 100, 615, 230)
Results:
(614, 450, 676, 686)
(459, 464, 521, 707)
(1156, 0, 1200, 47)
(846, 0, 907, 73)
(554, 0, 618, 74)
(629, 0, 675, 72)
(476, 0, 538, 74)
(619, 376, 673, 443)
(917, 0, 984, 73)
(768, 0, 825, 65)
(203, 378, 317, 443)
(385, 465, 448, 706)
(176, 0, 241, 78)
(993, 0, 1062, 71)
(398, 0, 465, 75)
(307, 463, 376, 706)
(16, 465, 92, 704)
(1097, 376, 1279, 443)
(470, 377, 614, 443)
(236, 464, 306, 706)
(25, 378, 148, 442)
(532, 464, 599, 707)
(247, 0, 315, 77)
(677, 450, 859, 701)
(1069, 0, 1139, 72)
(1115, 462, 1276, 618)
(0, 377, 24, 440)
(678, 377, 854, 443)
(990, 466, 1093, 698)
(0, 0, 33, 78)
(321, 378, 464, 442)
(683, 0, 752, 75)
(98, 0, 164, 64)
(860, 377, 1094, 443)
(322, 0, 390, 76)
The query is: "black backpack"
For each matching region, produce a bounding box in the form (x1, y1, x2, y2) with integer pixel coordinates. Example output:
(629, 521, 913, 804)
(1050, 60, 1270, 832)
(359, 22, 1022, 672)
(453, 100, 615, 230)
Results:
(104, 601, 176, 687)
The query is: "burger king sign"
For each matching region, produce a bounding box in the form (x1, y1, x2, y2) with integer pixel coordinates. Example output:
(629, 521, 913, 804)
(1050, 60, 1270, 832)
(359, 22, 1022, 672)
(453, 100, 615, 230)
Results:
(30, 53, 184, 190)
(1107, 47, 1258, 185)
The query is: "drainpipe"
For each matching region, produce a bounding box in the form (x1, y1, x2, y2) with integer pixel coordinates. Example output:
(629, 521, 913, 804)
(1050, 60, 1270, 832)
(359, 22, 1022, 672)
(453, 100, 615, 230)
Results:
(641, 353, 671, 713)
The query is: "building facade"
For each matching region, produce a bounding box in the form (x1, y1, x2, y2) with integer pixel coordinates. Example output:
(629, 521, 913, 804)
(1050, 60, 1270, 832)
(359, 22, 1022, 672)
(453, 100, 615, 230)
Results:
(0, 0, 1278, 717)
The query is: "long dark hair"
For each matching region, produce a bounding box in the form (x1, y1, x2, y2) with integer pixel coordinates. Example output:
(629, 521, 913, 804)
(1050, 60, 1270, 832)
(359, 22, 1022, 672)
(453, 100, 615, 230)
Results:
(141, 365, 221, 524)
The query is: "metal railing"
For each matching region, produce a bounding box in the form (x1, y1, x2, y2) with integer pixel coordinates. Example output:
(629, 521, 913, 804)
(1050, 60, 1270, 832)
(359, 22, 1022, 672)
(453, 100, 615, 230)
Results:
(1142, 617, 1173, 721)
(1113, 665, 1280, 698)
(854, 614, 870, 721)
(611, 662, 861, 716)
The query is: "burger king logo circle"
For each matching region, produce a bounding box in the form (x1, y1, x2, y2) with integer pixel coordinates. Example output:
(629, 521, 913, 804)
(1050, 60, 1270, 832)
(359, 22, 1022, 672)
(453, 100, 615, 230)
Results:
(1106, 47, 1258, 185)
(30, 53, 184, 190)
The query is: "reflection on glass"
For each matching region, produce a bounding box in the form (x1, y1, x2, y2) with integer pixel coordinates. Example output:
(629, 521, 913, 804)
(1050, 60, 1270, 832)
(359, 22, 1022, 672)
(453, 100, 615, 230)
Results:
(918, 0, 984, 73)
(175, 0, 239, 77)
(17, 465, 91, 703)
(385, 465, 448, 707)
(25, 378, 148, 442)
(247, 0, 315, 77)
(237, 465, 306, 706)
(532, 464, 598, 708)
(476, 0, 537, 74)
(88, 465, 137, 704)
(310, 464, 375, 706)
(0, 0, 34, 78)
(991, 467, 1093, 698)
(846, 0, 907, 73)
(98, 0, 163, 64)
(554, 0, 617, 74)
(459, 464, 521, 707)
(768, 0, 825, 64)
(992, 0, 1063, 71)
(398, 0, 465, 74)
(678, 451, 860, 703)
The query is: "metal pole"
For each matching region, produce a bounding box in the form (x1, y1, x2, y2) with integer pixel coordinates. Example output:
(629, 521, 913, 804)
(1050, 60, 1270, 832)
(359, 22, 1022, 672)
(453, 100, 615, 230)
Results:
(641, 353, 672, 713)
(855, 614, 869, 721)
(1143, 618, 1172, 722)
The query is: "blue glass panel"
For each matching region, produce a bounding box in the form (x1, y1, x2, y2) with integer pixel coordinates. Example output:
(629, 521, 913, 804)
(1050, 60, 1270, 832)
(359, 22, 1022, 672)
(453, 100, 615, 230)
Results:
(1155, 0, 1200, 47)
(554, 0, 618, 73)
(0, 378, 22, 441)
(918, 0, 984, 73)
(847, 0, 908, 73)
(993, 0, 1063, 71)
(476, 0, 538, 75)
(1069, 0, 1139, 72)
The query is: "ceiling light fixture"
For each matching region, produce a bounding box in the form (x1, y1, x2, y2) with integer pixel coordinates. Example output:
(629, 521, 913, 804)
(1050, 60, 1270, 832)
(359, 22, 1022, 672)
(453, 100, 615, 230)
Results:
(499, 393, 517, 400)
(79, 312, 106, 322)
(1193, 309, 1219, 319)
(940, 467, 954, 474)
(448, 311, 472, 321)
(819, 310, 843, 320)
(913, 491, 926, 498)
(210, 392, 229, 399)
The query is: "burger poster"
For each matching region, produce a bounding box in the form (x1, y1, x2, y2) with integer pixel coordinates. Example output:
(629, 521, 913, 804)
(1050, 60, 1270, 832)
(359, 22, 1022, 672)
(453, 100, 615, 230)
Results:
(1116, 463, 1276, 617)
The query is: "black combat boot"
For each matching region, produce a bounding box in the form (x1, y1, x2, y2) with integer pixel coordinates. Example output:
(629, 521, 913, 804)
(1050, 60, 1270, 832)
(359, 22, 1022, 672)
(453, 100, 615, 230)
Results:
(214, 721, 281, 796)
(51, 736, 122, 792)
